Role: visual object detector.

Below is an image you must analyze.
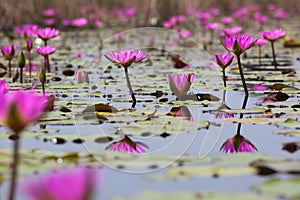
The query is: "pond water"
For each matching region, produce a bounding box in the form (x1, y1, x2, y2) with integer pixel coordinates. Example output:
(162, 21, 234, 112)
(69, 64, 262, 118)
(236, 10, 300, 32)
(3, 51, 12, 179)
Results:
(0, 27, 300, 200)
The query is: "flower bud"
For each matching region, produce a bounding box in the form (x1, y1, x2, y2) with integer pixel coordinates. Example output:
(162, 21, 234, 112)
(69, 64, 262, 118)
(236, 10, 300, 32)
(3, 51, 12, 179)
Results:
(39, 64, 46, 84)
(26, 39, 33, 52)
(18, 52, 26, 69)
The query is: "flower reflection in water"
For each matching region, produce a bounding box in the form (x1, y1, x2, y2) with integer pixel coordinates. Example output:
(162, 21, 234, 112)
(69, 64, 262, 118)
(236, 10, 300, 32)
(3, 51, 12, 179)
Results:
(220, 95, 258, 153)
(106, 135, 148, 153)
(168, 105, 193, 121)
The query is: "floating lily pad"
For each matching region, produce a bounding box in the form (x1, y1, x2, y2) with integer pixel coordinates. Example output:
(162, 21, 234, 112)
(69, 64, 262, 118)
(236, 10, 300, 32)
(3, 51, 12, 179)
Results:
(112, 191, 275, 200)
(253, 178, 300, 199)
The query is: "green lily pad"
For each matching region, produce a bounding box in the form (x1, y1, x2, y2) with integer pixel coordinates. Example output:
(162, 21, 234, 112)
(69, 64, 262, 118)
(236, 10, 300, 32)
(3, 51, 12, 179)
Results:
(112, 191, 275, 200)
(276, 118, 300, 129)
(253, 178, 300, 199)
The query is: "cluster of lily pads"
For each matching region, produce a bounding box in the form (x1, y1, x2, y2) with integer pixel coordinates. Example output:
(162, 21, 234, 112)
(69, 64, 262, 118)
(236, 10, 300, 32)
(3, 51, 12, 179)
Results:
(0, 2, 299, 200)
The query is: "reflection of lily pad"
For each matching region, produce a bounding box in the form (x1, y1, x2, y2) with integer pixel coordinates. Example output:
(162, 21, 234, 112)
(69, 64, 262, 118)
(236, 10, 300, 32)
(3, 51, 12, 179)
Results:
(83, 103, 119, 113)
(250, 159, 300, 175)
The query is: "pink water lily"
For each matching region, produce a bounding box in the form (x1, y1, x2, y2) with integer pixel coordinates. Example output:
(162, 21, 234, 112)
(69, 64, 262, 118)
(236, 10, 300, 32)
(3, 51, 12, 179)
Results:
(206, 23, 218, 31)
(221, 34, 257, 55)
(44, 18, 55, 26)
(38, 27, 59, 42)
(0, 90, 47, 133)
(220, 26, 243, 36)
(180, 31, 192, 39)
(75, 71, 89, 84)
(106, 136, 148, 153)
(166, 73, 194, 98)
(255, 38, 267, 46)
(221, 17, 233, 25)
(72, 17, 88, 27)
(14, 24, 38, 38)
(214, 54, 234, 87)
(1, 44, 17, 60)
(105, 49, 148, 68)
(261, 29, 286, 42)
(253, 84, 268, 91)
(214, 54, 234, 69)
(0, 80, 8, 94)
(36, 46, 56, 57)
(220, 134, 257, 153)
(221, 33, 256, 95)
(42, 9, 55, 17)
(23, 166, 102, 200)
(261, 29, 286, 70)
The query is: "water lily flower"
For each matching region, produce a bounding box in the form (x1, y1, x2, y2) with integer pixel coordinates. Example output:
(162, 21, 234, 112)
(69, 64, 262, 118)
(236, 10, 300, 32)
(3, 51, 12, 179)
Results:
(180, 31, 192, 39)
(255, 38, 267, 46)
(0, 90, 47, 133)
(105, 49, 147, 68)
(36, 46, 56, 73)
(220, 26, 243, 36)
(1, 44, 17, 77)
(206, 23, 218, 31)
(261, 29, 286, 69)
(221, 34, 256, 55)
(253, 12, 268, 24)
(106, 135, 148, 153)
(166, 73, 194, 99)
(0, 80, 8, 94)
(113, 32, 125, 43)
(105, 49, 147, 108)
(42, 9, 55, 17)
(1, 44, 17, 60)
(36, 46, 56, 57)
(25, 64, 39, 72)
(221, 34, 257, 94)
(14, 24, 38, 38)
(221, 17, 233, 25)
(23, 166, 102, 200)
(26, 39, 33, 52)
(62, 19, 71, 26)
(220, 134, 257, 153)
(267, 4, 277, 11)
(44, 18, 55, 26)
(125, 8, 136, 17)
(72, 17, 88, 27)
(1, 90, 48, 200)
(253, 84, 267, 91)
(75, 71, 89, 84)
(94, 20, 103, 27)
(261, 29, 286, 42)
(38, 27, 59, 44)
(213, 54, 234, 87)
(275, 8, 288, 20)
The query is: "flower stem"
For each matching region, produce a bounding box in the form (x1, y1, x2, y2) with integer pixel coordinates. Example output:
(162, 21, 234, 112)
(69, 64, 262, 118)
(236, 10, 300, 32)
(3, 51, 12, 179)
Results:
(8, 136, 20, 200)
(42, 83, 45, 95)
(28, 51, 32, 78)
(236, 54, 248, 95)
(8, 60, 11, 78)
(222, 68, 227, 87)
(20, 68, 23, 84)
(258, 45, 261, 65)
(237, 95, 248, 136)
(45, 55, 50, 73)
(271, 41, 277, 70)
(124, 67, 136, 108)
